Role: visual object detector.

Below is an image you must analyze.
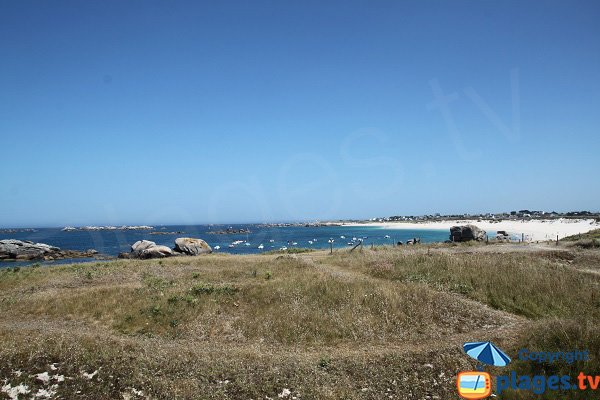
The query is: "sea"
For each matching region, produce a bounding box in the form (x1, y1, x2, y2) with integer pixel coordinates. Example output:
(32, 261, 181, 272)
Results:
(0, 224, 449, 267)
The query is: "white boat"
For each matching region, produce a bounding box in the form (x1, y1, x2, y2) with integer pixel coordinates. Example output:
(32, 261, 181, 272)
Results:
(269, 239, 275, 243)
(384, 235, 390, 239)
(228, 244, 234, 248)
(292, 242, 298, 246)
(308, 240, 313, 245)
(340, 235, 345, 239)
(214, 245, 221, 250)
(244, 242, 251, 246)
(258, 244, 264, 249)
(280, 246, 288, 251)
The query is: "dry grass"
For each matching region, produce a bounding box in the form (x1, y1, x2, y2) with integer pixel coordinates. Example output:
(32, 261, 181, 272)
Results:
(1, 243, 598, 399)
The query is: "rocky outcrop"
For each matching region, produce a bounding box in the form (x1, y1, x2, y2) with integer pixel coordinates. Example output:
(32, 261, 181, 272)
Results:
(449, 225, 486, 242)
(0, 239, 97, 261)
(131, 240, 157, 253)
(174, 237, 212, 255)
(119, 240, 172, 259)
(140, 245, 173, 259)
(119, 237, 211, 259)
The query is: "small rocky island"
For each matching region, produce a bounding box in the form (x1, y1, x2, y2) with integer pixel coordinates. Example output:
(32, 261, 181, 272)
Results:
(207, 227, 251, 235)
(0, 239, 98, 261)
(119, 237, 212, 259)
(62, 225, 153, 231)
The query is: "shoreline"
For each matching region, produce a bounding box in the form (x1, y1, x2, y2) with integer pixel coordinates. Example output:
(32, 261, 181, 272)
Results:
(342, 218, 599, 242)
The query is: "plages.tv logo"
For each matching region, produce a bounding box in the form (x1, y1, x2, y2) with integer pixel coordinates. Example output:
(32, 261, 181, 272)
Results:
(457, 341, 511, 399)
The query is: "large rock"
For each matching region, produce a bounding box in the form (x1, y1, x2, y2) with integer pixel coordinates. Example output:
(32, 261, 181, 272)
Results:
(121, 237, 212, 259)
(174, 237, 212, 255)
(126, 240, 172, 259)
(131, 240, 157, 252)
(140, 245, 173, 259)
(449, 225, 486, 242)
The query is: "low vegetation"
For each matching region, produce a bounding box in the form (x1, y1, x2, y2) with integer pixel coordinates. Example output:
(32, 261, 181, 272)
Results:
(0, 242, 598, 399)
(561, 229, 600, 248)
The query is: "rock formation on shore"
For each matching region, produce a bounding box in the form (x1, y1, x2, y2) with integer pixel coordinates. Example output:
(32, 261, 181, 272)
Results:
(174, 238, 212, 255)
(119, 238, 212, 259)
(449, 225, 486, 242)
(0, 239, 98, 261)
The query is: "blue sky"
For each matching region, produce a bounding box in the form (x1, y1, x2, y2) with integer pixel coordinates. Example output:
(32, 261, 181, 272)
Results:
(1, 0, 599, 227)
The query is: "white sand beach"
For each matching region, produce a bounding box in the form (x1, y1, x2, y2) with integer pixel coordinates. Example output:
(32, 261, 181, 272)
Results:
(342, 219, 600, 242)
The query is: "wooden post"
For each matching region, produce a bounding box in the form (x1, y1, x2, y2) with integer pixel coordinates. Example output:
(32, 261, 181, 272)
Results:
(556, 235, 559, 246)
(521, 233, 524, 243)
(330, 242, 333, 254)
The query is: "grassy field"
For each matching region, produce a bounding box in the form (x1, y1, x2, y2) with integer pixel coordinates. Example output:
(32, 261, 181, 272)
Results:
(0, 243, 599, 399)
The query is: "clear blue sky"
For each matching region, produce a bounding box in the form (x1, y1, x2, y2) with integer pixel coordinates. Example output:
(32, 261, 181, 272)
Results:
(1, 0, 599, 227)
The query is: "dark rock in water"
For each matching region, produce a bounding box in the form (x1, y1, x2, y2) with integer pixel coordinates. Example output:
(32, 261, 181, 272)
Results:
(0, 239, 97, 261)
(449, 225, 486, 242)
(174, 237, 212, 255)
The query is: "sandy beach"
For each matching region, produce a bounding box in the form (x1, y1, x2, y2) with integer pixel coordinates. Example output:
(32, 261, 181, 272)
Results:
(343, 219, 600, 242)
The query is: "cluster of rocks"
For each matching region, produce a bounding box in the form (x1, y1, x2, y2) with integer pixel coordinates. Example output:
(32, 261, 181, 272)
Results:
(258, 222, 340, 228)
(118, 237, 212, 259)
(449, 225, 487, 242)
(0, 228, 37, 234)
(397, 238, 421, 245)
(62, 225, 153, 231)
(0, 239, 98, 261)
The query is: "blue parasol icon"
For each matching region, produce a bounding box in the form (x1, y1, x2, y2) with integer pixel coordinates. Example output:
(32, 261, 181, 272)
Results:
(463, 341, 511, 367)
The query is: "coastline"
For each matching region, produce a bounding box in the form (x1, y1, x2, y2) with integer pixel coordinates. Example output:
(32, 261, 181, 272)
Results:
(342, 218, 600, 242)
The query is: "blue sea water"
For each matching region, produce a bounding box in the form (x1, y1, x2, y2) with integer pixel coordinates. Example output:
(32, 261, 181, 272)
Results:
(0, 224, 448, 267)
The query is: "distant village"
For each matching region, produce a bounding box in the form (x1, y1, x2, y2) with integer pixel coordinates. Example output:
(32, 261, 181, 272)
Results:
(367, 210, 600, 223)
